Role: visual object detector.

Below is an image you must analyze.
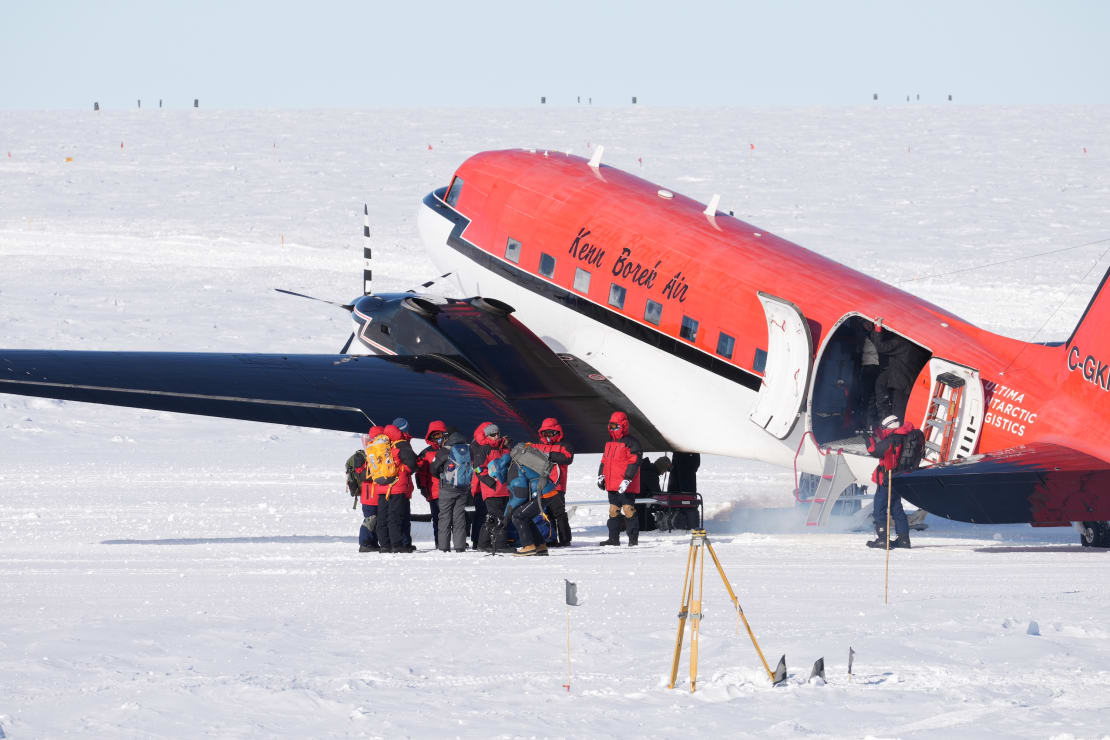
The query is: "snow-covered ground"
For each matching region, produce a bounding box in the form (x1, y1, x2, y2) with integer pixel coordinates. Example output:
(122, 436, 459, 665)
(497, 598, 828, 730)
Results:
(2, 106, 1109, 738)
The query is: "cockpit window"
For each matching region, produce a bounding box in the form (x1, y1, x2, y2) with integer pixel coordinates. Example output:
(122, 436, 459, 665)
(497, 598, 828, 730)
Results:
(445, 176, 464, 207)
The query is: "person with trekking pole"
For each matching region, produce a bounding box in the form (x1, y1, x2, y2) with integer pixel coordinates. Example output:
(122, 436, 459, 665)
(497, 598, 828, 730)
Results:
(865, 414, 917, 549)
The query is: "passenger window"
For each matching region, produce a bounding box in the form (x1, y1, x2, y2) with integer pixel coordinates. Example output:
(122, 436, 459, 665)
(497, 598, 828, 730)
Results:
(644, 299, 662, 326)
(680, 316, 699, 343)
(753, 347, 767, 373)
(608, 283, 626, 309)
(505, 237, 522, 263)
(539, 253, 556, 278)
(717, 332, 735, 359)
(445, 176, 464, 207)
(573, 268, 591, 293)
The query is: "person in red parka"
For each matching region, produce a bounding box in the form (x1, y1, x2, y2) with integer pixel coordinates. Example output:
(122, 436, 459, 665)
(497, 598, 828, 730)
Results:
(351, 424, 386, 552)
(865, 414, 913, 549)
(415, 419, 448, 546)
(534, 417, 574, 547)
(370, 423, 418, 553)
(471, 421, 512, 552)
(597, 411, 643, 547)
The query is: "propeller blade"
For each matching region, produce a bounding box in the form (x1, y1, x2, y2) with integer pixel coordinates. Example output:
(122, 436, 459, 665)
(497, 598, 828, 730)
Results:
(274, 288, 354, 311)
(339, 332, 355, 354)
(405, 272, 454, 294)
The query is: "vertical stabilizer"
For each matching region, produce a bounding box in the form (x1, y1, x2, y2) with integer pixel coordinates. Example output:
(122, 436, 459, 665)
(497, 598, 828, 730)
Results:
(1064, 266, 1110, 395)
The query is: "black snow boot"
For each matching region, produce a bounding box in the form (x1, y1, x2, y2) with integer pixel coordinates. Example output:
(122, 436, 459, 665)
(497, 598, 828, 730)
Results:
(891, 535, 911, 549)
(866, 529, 888, 549)
(600, 516, 623, 546)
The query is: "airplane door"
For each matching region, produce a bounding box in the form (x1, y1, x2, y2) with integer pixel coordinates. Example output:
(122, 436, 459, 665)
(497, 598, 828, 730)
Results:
(921, 358, 985, 463)
(748, 292, 813, 439)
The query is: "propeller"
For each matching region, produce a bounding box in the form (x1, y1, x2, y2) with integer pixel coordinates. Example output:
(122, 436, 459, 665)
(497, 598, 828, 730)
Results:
(274, 288, 356, 353)
(273, 288, 354, 311)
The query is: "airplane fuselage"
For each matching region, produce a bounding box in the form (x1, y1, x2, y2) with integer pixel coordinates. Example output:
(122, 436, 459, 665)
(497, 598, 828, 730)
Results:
(412, 149, 1110, 490)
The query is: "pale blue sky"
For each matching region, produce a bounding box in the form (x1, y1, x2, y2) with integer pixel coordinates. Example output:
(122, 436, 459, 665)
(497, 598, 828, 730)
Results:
(3, 0, 1108, 109)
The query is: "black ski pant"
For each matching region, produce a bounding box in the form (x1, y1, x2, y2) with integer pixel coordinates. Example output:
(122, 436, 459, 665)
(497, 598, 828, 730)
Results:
(470, 494, 487, 547)
(359, 503, 379, 549)
(376, 494, 411, 549)
(510, 499, 544, 548)
(437, 489, 469, 551)
(426, 497, 440, 546)
(477, 496, 509, 551)
(607, 492, 639, 543)
(544, 491, 571, 545)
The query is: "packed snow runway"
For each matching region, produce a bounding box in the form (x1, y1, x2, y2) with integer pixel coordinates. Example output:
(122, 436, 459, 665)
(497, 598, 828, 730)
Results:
(2, 106, 1110, 737)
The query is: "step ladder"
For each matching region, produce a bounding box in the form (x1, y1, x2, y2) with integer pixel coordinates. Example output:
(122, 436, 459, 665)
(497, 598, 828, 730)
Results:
(922, 372, 965, 464)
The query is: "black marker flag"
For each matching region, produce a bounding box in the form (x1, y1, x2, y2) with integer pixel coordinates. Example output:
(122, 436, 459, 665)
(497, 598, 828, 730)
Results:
(565, 580, 579, 606)
(848, 647, 855, 677)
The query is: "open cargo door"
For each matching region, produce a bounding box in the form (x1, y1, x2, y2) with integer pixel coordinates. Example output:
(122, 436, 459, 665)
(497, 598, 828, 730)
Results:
(749, 292, 813, 439)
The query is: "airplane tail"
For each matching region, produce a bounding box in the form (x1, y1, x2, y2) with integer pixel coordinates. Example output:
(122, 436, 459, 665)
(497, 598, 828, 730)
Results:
(1067, 266, 1110, 357)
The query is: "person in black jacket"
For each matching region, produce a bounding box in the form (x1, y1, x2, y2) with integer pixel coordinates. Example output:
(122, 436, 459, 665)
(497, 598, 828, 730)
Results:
(429, 431, 472, 552)
(871, 320, 926, 421)
(667, 452, 701, 493)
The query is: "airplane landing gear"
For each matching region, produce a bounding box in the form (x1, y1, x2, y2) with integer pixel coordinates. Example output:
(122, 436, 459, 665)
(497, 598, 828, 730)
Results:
(1079, 521, 1110, 548)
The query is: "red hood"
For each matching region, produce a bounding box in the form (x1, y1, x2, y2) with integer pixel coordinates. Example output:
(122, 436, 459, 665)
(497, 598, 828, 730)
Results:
(383, 424, 403, 442)
(473, 421, 504, 447)
(538, 417, 563, 442)
(608, 411, 629, 440)
(424, 419, 448, 447)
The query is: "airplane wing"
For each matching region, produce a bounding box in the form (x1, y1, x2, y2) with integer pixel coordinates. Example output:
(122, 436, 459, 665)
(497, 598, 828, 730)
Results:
(896, 442, 1110, 524)
(0, 348, 665, 454)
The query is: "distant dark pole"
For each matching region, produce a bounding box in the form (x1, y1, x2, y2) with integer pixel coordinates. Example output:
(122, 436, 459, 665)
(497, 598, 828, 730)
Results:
(906, 95, 909, 102)
(577, 96, 580, 103)
(137, 99, 141, 109)
(93, 102, 99, 111)
(194, 98, 199, 108)
(589, 97, 592, 104)
(948, 94, 953, 101)
(916, 93, 919, 101)
(159, 99, 163, 108)
(873, 93, 878, 101)
(632, 96, 637, 104)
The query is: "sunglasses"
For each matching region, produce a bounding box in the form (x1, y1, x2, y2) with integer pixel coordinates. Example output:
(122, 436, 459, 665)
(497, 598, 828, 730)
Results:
(540, 430, 559, 436)
(487, 431, 500, 438)
(607, 423, 621, 430)
(429, 432, 446, 440)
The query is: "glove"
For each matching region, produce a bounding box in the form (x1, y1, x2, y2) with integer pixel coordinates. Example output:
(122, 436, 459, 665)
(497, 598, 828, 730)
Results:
(618, 479, 631, 494)
(597, 474, 606, 490)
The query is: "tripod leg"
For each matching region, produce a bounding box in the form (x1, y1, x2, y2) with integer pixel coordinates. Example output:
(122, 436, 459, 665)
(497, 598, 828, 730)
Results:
(705, 539, 776, 684)
(689, 541, 705, 692)
(667, 542, 697, 689)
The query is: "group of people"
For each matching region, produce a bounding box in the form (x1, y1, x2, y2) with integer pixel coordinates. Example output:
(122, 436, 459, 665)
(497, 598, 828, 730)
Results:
(344, 411, 659, 555)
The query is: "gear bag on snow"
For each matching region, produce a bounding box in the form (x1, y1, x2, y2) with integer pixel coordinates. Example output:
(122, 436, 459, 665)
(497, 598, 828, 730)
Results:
(364, 434, 399, 484)
(894, 429, 926, 473)
(441, 443, 473, 489)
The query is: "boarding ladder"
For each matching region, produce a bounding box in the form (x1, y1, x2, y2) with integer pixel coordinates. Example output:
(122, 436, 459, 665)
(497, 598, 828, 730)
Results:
(922, 372, 965, 464)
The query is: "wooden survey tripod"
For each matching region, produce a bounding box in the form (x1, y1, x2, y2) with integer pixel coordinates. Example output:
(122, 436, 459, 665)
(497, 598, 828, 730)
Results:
(668, 529, 779, 692)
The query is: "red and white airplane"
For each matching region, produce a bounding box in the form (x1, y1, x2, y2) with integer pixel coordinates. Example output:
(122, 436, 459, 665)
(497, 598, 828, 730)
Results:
(3, 147, 1109, 545)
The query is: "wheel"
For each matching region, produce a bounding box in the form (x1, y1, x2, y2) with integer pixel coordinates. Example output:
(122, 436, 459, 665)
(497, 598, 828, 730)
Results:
(1079, 521, 1109, 548)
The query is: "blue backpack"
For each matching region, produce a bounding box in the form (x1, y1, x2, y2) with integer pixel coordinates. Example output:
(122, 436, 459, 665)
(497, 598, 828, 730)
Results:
(441, 443, 473, 489)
